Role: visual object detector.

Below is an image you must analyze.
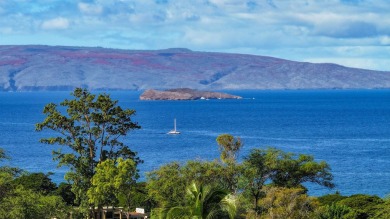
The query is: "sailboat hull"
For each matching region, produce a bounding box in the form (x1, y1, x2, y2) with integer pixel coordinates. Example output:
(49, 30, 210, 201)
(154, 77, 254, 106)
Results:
(167, 118, 180, 134)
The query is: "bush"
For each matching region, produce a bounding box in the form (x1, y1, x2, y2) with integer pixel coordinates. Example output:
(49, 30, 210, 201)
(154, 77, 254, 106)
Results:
(337, 194, 384, 219)
(318, 193, 347, 205)
(317, 203, 357, 219)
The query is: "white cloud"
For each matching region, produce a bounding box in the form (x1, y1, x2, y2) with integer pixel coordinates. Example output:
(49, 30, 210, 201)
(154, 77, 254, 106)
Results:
(41, 17, 70, 30)
(304, 57, 390, 71)
(1, 0, 390, 70)
(0, 27, 13, 34)
(78, 2, 103, 15)
(380, 36, 390, 45)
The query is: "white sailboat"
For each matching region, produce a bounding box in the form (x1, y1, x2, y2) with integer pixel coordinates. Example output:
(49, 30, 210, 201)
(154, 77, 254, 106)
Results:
(168, 118, 180, 134)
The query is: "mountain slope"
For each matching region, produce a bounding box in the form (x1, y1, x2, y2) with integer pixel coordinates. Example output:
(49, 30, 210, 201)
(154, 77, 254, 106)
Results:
(0, 45, 389, 91)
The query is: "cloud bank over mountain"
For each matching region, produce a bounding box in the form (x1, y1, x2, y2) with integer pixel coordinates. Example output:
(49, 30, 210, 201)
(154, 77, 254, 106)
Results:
(0, 0, 389, 71)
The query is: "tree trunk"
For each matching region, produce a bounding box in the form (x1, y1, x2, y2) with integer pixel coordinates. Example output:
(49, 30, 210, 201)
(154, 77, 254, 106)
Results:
(254, 193, 260, 218)
(96, 205, 102, 219)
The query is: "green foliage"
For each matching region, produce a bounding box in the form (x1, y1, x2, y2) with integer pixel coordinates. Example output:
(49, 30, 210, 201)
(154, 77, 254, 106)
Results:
(0, 148, 22, 181)
(244, 148, 334, 190)
(241, 147, 334, 216)
(55, 182, 76, 205)
(0, 186, 69, 219)
(36, 88, 141, 214)
(318, 193, 347, 206)
(147, 162, 188, 207)
(0, 149, 70, 219)
(216, 134, 242, 163)
(118, 182, 155, 213)
(147, 159, 243, 208)
(266, 148, 334, 188)
(0, 171, 14, 202)
(241, 148, 273, 216)
(0, 148, 9, 161)
(337, 194, 384, 219)
(113, 157, 139, 212)
(87, 158, 138, 211)
(182, 160, 224, 186)
(317, 203, 356, 219)
(162, 182, 236, 219)
(183, 159, 242, 192)
(88, 159, 119, 207)
(372, 197, 390, 219)
(0, 148, 23, 202)
(258, 187, 318, 219)
(11, 172, 57, 195)
(151, 208, 167, 219)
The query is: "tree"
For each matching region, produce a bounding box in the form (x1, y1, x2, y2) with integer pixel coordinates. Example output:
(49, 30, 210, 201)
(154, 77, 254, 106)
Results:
(182, 159, 241, 192)
(12, 172, 57, 195)
(0, 147, 21, 177)
(216, 134, 242, 163)
(0, 148, 8, 161)
(242, 148, 334, 216)
(241, 149, 271, 217)
(244, 148, 334, 188)
(114, 158, 140, 218)
(257, 187, 318, 219)
(0, 170, 14, 203)
(88, 159, 120, 209)
(0, 147, 22, 201)
(270, 151, 334, 189)
(147, 159, 242, 209)
(215, 134, 243, 193)
(0, 148, 12, 201)
(55, 182, 76, 205)
(337, 194, 383, 219)
(36, 88, 141, 216)
(147, 162, 188, 208)
(317, 203, 356, 219)
(87, 158, 138, 219)
(318, 192, 347, 206)
(118, 182, 154, 215)
(163, 182, 236, 219)
(0, 186, 69, 219)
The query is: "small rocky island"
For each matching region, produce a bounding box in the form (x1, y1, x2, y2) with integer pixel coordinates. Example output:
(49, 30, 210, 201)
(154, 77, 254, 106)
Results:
(140, 88, 242, 100)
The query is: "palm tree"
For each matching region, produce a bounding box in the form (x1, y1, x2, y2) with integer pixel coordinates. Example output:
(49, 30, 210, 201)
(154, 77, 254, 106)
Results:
(165, 182, 236, 219)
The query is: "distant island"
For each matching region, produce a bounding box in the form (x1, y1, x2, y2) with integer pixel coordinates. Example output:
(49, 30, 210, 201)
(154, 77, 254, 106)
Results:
(140, 88, 242, 100)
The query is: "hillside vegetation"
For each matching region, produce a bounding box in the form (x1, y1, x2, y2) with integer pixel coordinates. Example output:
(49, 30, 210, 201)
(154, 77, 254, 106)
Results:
(1, 45, 390, 91)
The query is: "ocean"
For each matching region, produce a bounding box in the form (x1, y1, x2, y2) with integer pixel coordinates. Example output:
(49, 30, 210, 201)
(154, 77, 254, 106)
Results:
(0, 90, 389, 197)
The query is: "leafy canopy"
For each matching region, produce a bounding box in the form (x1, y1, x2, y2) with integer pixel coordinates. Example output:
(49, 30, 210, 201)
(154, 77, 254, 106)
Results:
(36, 88, 141, 213)
(147, 159, 243, 208)
(243, 147, 334, 189)
(216, 134, 242, 163)
(87, 158, 138, 211)
(241, 147, 334, 216)
(11, 172, 57, 195)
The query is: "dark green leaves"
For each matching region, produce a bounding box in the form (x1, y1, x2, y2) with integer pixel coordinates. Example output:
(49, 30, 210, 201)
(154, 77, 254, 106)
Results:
(35, 88, 141, 214)
(244, 147, 334, 189)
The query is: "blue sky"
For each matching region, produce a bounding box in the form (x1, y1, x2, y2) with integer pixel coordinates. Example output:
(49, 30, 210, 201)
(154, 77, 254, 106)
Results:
(1, 0, 389, 71)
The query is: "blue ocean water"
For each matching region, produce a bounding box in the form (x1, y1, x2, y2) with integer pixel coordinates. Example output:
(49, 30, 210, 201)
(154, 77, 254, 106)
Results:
(0, 90, 389, 197)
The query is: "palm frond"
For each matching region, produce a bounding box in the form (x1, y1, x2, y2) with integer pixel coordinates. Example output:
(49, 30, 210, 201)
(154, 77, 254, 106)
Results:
(166, 206, 191, 219)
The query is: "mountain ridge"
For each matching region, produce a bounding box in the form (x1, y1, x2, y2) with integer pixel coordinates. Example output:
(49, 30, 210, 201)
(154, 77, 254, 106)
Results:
(1, 45, 389, 91)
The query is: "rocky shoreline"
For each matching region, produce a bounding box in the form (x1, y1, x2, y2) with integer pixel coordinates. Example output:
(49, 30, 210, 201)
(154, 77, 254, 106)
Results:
(140, 88, 242, 100)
